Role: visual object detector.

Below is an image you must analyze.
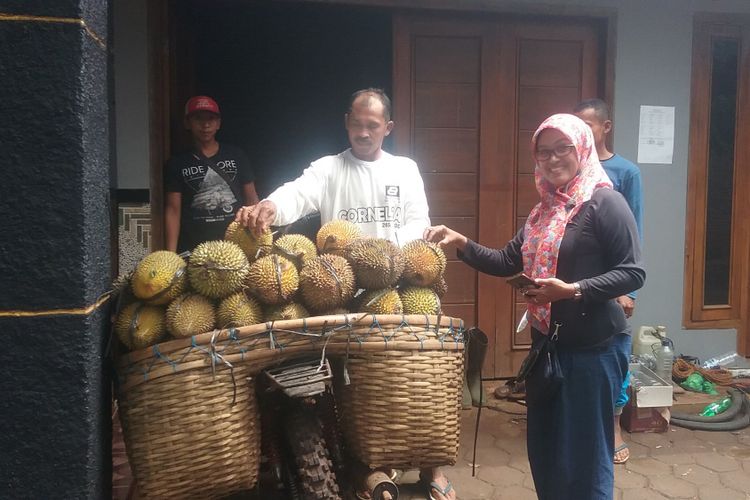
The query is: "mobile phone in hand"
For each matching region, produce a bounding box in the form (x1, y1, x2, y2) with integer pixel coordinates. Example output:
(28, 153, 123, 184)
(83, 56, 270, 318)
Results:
(506, 272, 540, 289)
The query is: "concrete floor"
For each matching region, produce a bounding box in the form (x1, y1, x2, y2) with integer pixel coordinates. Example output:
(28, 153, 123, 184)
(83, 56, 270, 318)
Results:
(114, 389, 750, 500)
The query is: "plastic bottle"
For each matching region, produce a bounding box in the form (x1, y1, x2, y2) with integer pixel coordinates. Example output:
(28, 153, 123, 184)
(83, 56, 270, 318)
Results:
(655, 337, 674, 383)
(699, 396, 732, 417)
(701, 352, 741, 369)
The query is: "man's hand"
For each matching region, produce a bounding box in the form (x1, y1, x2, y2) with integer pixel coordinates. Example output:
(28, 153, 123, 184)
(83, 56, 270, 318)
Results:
(423, 225, 468, 252)
(235, 200, 277, 235)
(616, 295, 635, 318)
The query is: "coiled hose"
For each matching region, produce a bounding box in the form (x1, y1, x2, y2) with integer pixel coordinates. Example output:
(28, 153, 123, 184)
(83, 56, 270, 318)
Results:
(670, 388, 750, 431)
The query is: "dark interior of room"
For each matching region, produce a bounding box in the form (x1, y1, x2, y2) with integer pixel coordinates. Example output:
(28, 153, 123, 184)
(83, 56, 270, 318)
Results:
(177, 0, 394, 200)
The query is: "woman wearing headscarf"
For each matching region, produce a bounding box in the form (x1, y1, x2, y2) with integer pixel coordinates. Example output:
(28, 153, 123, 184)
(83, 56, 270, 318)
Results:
(424, 113, 645, 499)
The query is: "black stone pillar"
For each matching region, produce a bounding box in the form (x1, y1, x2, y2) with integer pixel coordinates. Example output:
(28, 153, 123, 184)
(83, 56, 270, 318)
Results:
(0, 1, 112, 498)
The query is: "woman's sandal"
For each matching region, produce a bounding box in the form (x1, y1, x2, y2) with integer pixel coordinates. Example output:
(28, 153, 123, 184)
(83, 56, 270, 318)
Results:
(613, 443, 630, 464)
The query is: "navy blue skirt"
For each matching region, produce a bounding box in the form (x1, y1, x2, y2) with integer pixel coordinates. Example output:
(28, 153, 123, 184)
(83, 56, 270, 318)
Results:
(525, 333, 629, 500)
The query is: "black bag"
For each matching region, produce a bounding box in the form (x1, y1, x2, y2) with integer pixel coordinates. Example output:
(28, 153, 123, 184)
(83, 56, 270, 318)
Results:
(515, 322, 564, 399)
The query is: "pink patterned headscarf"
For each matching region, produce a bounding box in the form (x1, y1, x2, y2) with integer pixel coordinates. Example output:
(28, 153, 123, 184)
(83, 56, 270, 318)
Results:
(521, 113, 613, 334)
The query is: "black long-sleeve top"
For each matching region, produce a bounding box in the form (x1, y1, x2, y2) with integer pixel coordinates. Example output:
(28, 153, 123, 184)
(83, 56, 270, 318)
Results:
(459, 188, 646, 348)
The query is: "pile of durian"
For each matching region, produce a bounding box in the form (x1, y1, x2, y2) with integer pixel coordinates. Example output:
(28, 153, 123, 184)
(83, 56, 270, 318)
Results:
(112, 220, 447, 351)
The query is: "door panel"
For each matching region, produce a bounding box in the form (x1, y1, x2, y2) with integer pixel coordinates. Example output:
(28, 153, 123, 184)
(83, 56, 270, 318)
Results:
(422, 173, 478, 217)
(415, 129, 479, 173)
(394, 15, 600, 376)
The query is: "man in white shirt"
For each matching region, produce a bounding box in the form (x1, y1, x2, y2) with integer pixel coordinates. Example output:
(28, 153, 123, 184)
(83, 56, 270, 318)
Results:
(236, 89, 455, 500)
(235, 88, 430, 246)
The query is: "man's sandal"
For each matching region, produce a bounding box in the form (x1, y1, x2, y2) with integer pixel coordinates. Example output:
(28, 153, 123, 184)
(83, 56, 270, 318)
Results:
(613, 443, 630, 464)
(426, 479, 454, 500)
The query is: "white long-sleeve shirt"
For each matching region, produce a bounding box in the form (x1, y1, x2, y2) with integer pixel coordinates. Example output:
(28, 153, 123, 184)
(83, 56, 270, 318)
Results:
(267, 149, 431, 245)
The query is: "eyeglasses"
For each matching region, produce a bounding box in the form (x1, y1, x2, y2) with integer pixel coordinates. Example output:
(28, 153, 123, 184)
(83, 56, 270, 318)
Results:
(534, 144, 576, 161)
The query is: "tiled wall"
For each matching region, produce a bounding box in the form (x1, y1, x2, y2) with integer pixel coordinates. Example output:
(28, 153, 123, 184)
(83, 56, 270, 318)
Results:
(118, 203, 151, 275)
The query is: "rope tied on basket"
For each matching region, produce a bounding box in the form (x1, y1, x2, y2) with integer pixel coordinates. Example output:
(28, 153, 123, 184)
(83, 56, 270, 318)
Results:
(209, 330, 237, 405)
(151, 344, 178, 373)
(375, 315, 399, 345)
(401, 316, 428, 350)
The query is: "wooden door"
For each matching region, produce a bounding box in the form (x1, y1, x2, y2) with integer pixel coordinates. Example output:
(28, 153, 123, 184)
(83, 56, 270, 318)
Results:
(394, 14, 601, 377)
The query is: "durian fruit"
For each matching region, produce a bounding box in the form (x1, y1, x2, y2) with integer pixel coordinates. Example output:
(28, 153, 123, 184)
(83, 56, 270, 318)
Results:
(188, 240, 250, 299)
(299, 254, 356, 312)
(431, 275, 448, 299)
(166, 293, 216, 338)
(401, 240, 447, 287)
(246, 254, 299, 305)
(111, 272, 137, 310)
(400, 286, 442, 315)
(114, 302, 167, 350)
(224, 221, 273, 262)
(319, 307, 350, 316)
(264, 302, 310, 322)
(358, 288, 403, 315)
(131, 251, 187, 305)
(273, 234, 317, 268)
(345, 238, 404, 289)
(217, 292, 263, 329)
(316, 220, 362, 255)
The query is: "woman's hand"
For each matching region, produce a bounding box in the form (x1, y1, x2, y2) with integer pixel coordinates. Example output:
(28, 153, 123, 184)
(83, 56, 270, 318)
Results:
(523, 277, 575, 304)
(423, 225, 468, 252)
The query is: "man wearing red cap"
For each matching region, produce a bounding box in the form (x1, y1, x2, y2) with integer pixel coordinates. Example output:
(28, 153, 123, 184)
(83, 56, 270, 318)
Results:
(164, 96, 260, 253)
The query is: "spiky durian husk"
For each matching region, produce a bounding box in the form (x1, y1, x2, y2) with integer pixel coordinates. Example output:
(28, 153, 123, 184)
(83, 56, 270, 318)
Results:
(299, 254, 356, 313)
(224, 221, 273, 262)
(318, 307, 350, 316)
(400, 286, 442, 315)
(357, 288, 403, 315)
(344, 238, 404, 289)
(263, 302, 310, 322)
(188, 240, 250, 299)
(217, 292, 263, 329)
(114, 302, 167, 350)
(131, 251, 187, 305)
(246, 254, 299, 305)
(401, 240, 447, 287)
(316, 219, 362, 255)
(431, 275, 448, 299)
(273, 234, 318, 269)
(166, 293, 216, 338)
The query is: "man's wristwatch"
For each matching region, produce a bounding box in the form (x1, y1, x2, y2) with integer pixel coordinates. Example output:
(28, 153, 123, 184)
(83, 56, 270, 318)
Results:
(572, 282, 582, 301)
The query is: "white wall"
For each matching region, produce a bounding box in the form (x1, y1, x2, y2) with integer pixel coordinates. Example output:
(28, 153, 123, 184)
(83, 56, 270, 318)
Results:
(113, 0, 150, 189)
(526, 0, 750, 357)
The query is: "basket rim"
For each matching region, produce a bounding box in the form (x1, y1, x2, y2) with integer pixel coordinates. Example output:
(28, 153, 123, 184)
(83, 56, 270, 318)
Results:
(115, 314, 465, 390)
(118, 313, 464, 366)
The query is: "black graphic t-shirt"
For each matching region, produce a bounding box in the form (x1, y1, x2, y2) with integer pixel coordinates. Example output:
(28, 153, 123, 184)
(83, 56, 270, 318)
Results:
(165, 144, 254, 252)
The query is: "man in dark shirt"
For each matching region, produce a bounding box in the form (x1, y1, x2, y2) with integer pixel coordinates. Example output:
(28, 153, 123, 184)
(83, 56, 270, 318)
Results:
(164, 96, 259, 253)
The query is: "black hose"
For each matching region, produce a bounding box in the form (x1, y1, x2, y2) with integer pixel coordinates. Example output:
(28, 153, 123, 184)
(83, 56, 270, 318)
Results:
(670, 395, 750, 431)
(670, 388, 745, 423)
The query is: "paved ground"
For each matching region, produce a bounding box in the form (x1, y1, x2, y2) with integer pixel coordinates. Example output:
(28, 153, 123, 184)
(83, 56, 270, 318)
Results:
(114, 387, 750, 499)
(394, 391, 750, 500)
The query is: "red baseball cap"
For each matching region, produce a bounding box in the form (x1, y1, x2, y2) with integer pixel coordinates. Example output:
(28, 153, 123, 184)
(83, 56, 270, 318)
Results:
(184, 96, 220, 117)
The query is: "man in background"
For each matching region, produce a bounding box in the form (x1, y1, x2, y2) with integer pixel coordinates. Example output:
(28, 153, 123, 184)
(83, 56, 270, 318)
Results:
(575, 98, 644, 465)
(164, 95, 260, 253)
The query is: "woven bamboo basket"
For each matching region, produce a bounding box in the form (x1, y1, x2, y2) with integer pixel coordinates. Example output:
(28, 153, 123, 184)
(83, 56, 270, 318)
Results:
(334, 325, 464, 469)
(116, 362, 260, 499)
(116, 314, 464, 481)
